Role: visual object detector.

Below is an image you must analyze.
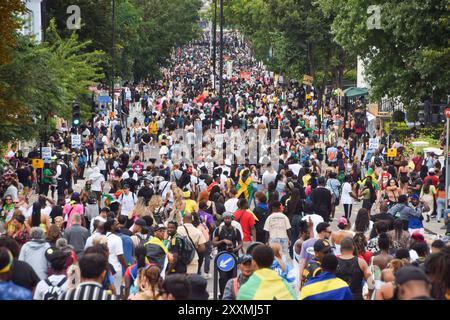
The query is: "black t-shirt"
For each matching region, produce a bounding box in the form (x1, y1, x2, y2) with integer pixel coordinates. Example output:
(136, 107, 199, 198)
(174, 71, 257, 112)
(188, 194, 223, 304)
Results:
(11, 260, 40, 291)
(213, 225, 242, 252)
(119, 153, 130, 166)
(16, 168, 31, 184)
(371, 213, 395, 230)
(137, 187, 154, 205)
(141, 133, 151, 144)
(311, 187, 332, 216)
(50, 205, 63, 223)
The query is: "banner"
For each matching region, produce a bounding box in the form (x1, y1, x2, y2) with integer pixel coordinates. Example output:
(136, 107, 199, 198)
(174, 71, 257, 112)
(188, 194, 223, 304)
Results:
(239, 71, 251, 81)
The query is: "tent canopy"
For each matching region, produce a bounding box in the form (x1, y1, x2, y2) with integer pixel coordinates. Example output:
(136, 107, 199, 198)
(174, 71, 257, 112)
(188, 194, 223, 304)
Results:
(344, 87, 369, 98)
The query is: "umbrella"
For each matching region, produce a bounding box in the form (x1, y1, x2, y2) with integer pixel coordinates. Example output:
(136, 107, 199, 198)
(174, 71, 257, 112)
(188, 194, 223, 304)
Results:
(344, 87, 369, 98)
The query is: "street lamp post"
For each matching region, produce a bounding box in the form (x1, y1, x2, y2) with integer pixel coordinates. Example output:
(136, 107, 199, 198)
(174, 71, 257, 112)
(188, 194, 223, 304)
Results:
(111, 0, 116, 113)
(219, 0, 224, 131)
(212, 0, 217, 90)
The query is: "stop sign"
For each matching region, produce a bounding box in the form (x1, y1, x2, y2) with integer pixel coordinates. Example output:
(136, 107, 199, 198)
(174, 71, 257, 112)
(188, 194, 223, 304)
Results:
(445, 108, 450, 118)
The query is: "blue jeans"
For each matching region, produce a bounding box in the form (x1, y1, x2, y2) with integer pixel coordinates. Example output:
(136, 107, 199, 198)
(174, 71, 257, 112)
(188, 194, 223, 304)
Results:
(436, 198, 447, 221)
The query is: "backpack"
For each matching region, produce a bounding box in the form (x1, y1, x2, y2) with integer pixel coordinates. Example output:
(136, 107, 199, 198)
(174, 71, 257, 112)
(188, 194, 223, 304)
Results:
(43, 277, 67, 300)
(175, 234, 196, 265)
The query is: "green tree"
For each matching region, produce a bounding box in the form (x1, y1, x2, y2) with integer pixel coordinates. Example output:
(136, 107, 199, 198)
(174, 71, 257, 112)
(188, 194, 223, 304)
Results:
(316, 0, 450, 106)
(0, 21, 104, 144)
(221, 0, 355, 87)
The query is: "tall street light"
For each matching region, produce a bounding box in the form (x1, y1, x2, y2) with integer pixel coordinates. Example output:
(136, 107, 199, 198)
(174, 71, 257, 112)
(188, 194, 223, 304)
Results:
(219, 0, 224, 131)
(111, 0, 116, 113)
(212, 0, 217, 90)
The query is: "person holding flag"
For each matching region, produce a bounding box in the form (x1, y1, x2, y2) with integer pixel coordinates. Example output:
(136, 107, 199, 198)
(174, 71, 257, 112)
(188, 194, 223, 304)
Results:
(236, 168, 255, 204)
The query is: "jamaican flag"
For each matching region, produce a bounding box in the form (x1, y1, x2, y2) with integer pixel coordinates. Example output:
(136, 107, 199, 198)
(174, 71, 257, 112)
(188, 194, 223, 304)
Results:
(237, 268, 297, 300)
(235, 169, 254, 201)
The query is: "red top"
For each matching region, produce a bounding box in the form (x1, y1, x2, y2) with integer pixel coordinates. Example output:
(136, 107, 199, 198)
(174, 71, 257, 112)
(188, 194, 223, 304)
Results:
(233, 209, 256, 242)
(412, 156, 423, 173)
(358, 251, 373, 265)
(424, 175, 439, 187)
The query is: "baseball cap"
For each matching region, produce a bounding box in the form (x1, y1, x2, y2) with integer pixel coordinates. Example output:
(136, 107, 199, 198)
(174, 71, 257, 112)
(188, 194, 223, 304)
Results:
(238, 254, 253, 264)
(222, 212, 234, 219)
(123, 184, 130, 189)
(409, 193, 419, 200)
(428, 168, 435, 173)
(395, 266, 430, 285)
(314, 239, 332, 253)
(155, 224, 167, 231)
(135, 218, 147, 227)
(411, 232, 425, 243)
(337, 216, 349, 226)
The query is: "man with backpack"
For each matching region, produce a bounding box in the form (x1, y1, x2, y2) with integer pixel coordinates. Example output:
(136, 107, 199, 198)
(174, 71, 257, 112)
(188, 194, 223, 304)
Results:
(167, 221, 196, 275)
(176, 213, 206, 274)
(33, 247, 69, 300)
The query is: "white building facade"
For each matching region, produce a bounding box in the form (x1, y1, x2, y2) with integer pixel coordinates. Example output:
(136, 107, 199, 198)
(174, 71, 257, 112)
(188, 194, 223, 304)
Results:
(20, 0, 43, 44)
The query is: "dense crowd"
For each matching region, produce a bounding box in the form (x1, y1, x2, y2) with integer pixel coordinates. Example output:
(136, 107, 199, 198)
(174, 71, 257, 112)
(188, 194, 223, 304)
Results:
(0, 31, 449, 301)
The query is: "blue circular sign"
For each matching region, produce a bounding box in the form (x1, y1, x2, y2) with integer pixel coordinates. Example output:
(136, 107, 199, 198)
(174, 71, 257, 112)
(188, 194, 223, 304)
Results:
(216, 252, 236, 272)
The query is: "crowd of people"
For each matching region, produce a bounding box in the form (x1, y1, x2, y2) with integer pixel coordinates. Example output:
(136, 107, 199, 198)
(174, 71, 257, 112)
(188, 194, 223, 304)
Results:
(0, 31, 449, 301)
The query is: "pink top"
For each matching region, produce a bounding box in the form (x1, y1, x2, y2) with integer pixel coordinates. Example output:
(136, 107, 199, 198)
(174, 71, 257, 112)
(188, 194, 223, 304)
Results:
(63, 203, 84, 228)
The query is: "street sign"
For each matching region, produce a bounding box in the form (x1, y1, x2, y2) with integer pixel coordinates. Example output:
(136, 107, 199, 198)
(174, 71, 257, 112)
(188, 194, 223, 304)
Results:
(32, 159, 44, 169)
(42, 147, 52, 164)
(216, 252, 236, 272)
(71, 134, 81, 149)
(369, 138, 379, 150)
(387, 148, 397, 157)
(445, 108, 450, 118)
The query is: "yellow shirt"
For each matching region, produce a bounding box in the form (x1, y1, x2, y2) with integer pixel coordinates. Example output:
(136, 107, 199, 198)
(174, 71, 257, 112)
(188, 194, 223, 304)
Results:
(148, 122, 158, 135)
(184, 199, 198, 214)
(302, 174, 311, 187)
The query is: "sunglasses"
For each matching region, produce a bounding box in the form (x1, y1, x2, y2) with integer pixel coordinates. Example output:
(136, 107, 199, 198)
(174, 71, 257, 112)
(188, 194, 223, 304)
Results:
(13, 201, 20, 204)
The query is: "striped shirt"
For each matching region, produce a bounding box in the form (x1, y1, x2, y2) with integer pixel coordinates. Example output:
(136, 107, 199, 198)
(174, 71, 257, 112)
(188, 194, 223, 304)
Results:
(299, 272, 353, 300)
(58, 282, 117, 300)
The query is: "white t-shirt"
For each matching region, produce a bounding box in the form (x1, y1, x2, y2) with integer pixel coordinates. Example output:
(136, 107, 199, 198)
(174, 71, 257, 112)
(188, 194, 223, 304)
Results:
(224, 198, 239, 214)
(33, 274, 68, 300)
(264, 212, 291, 239)
(262, 171, 277, 190)
(119, 192, 137, 216)
(302, 214, 324, 238)
(288, 164, 302, 177)
(106, 232, 124, 273)
(90, 174, 105, 192)
(340, 182, 354, 205)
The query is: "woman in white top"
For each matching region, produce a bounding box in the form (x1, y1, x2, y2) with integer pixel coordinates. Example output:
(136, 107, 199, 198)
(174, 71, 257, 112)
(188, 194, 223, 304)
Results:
(340, 174, 359, 219)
